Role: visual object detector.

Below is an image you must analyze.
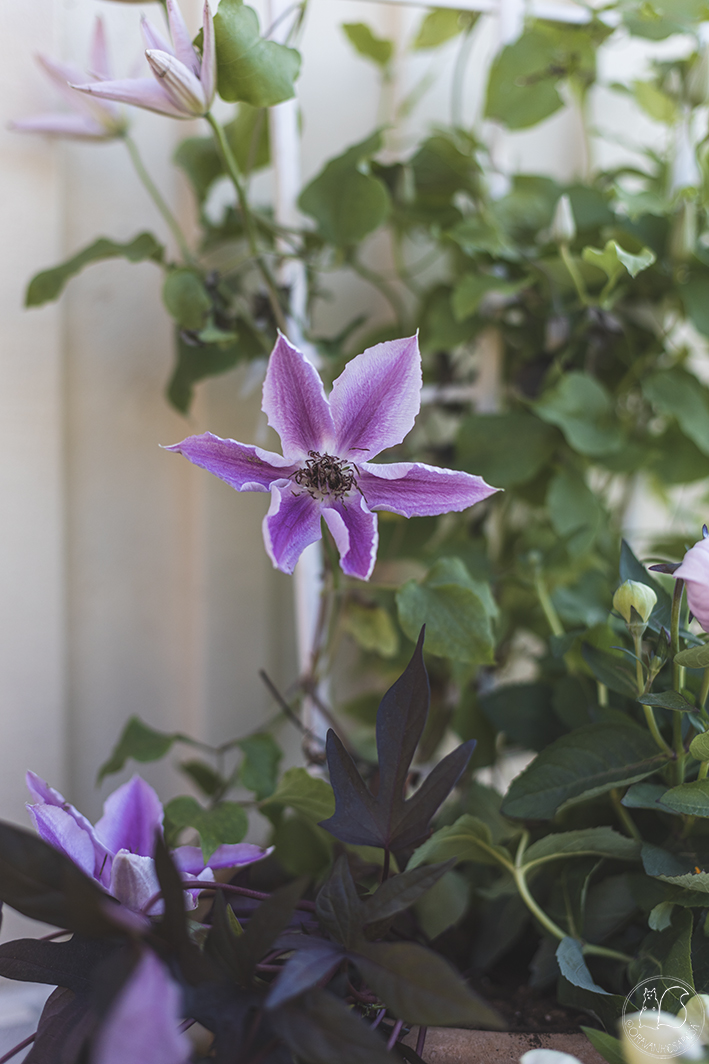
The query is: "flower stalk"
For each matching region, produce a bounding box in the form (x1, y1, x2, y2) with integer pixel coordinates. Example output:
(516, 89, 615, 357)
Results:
(124, 134, 193, 264)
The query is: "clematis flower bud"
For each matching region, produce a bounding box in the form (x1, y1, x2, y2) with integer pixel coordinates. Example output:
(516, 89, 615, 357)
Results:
(673, 532, 709, 632)
(687, 47, 709, 107)
(550, 194, 576, 245)
(613, 580, 657, 636)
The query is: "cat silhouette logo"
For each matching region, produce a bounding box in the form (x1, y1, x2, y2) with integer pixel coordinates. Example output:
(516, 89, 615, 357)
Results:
(622, 976, 704, 1059)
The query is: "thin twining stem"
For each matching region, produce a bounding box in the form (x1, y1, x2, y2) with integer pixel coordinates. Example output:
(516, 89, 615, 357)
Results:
(0, 1033, 36, 1064)
(123, 134, 194, 265)
(140, 879, 317, 916)
(386, 1019, 404, 1050)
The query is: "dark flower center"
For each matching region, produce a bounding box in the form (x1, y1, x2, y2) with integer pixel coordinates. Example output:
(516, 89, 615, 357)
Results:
(292, 451, 356, 500)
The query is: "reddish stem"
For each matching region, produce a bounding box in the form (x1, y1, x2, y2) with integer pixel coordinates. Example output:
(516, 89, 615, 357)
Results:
(141, 880, 316, 916)
(0, 1033, 36, 1064)
(416, 1025, 428, 1057)
(386, 1019, 404, 1050)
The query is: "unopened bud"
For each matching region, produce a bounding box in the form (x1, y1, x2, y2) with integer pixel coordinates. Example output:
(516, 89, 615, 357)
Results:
(687, 47, 709, 107)
(550, 194, 576, 245)
(145, 49, 208, 116)
(613, 579, 657, 635)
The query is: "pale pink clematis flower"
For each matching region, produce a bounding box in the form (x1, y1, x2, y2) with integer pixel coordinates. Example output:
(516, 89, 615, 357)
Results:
(10, 19, 125, 141)
(93, 949, 191, 1064)
(72, 0, 215, 119)
(167, 335, 499, 581)
(673, 528, 709, 632)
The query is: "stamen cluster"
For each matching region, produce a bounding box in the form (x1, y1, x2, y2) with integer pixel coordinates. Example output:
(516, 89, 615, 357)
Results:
(293, 451, 356, 501)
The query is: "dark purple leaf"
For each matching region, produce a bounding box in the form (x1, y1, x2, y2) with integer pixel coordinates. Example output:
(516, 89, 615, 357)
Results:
(649, 562, 681, 575)
(362, 860, 456, 926)
(353, 941, 504, 1027)
(24, 986, 96, 1064)
(266, 939, 344, 1009)
(320, 631, 475, 851)
(315, 856, 362, 948)
(271, 988, 392, 1064)
(235, 878, 307, 986)
(0, 935, 121, 993)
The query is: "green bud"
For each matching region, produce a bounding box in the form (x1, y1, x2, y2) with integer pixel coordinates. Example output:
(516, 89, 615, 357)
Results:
(550, 194, 576, 245)
(687, 47, 709, 107)
(613, 580, 657, 634)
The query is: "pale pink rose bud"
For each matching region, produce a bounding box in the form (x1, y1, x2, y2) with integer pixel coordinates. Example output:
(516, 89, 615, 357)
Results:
(674, 533, 709, 632)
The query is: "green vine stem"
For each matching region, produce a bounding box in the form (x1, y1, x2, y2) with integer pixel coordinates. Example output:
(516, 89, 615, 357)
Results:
(205, 112, 288, 334)
(123, 134, 194, 264)
(670, 578, 687, 783)
(348, 254, 409, 327)
(610, 787, 641, 840)
(533, 563, 564, 638)
(633, 630, 672, 756)
(559, 244, 591, 306)
(699, 667, 709, 713)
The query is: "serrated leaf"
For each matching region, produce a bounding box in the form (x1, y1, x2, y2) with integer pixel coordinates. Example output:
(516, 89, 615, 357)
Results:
(238, 733, 282, 800)
(622, 782, 672, 811)
(260, 767, 335, 824)
(649, 901, 675, 931)
(214, 0, 301, 106)
(536, 373, 623, 457)
(319, 631, 475, 852)
(659, 779, 709, 816)
(354, 940, 503, 1026)
(342, 23, 392, 67)
(299, 132, 390, 246)
(639, 691, 695, 712)
(97, 716, 178, 783)
(690, 732, 709, 760)
(501, 723, 668, 820)
(26, 232, 163, 307)
(522, 828, 640, 868)
(557, 937, 609, 995)
(407, 815, 511, 870)
(675, 643, 709, 668)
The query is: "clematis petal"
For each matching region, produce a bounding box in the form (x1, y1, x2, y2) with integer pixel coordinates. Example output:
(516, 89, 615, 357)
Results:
(93, 950, 191, 1064)
(27, 805, 97, 878)
(200, 0, 216, 107)
(173, 842, 272, 875)
(358, 461, 499, 518)
(95, 775, 163, 858)
(141, 16, 174, 56)
(674, 537, 709, 631)
(26, 771, 111, 880)
(10, 113, 112, 139)
(165, 0, 201, 77)
(322, 496, 379, 581)
(165, 433, 296, 491)
(110, 851, 162, 915)
(71, 77, 186, 118)
(263, 482, 323, 575)
(262, 335, 335, 461)
(329, 335, 421, 460)
(145, 50, 207, 116)
(89, 18, 112, 80)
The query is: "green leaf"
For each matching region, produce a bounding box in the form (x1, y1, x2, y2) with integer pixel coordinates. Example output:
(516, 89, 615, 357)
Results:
(354, 940, 503, 1026)
(26, 233, 163, 307)
(456, 412, 556, 489)
(363, 861, 456, 926)
(413, 869, 469, 939)
(407, 814, 511, 870)
(162, 269, 212, 331)
(622, 782, 672, 810)
(342, 23, 392, 67)
(164, 796, 248, 861)
(649, 901, 675, 931)
(675, 643, 709, 668)
(642, 368, 709, 458)
(341, 601, 398, 658)
(451, 273, 529, 321)
(581, 239, 656, 281)
(690, 732, 709, 760)
(681, 274, 709, 337)
(272, 813, 333, 878)
(174, 106, 270, 203)
(557, 937, 610, 995)
(179, 760, 224, 798)
(632, 79, 678, 123)
(166, 325, 257, 415)
(214, 0, 301, 106)
(413, 9, 475, 49)
(396, 557, 495, 664)
(174, 136, 224, 203)
(536, 372, 623, 456)
(298, 132, 390, 246)
(484, 29, 564, 130)
(639, 691, 695, 712)
(501, 723, 668, 820)
(581, 1027, 625, 1064)
(522, 828, 640, 869)
(237, 733, 282, 801)
(581, 644, 637, 699)
(547, 471, 602, 555)
(260, 767, 336, 823)
(659, 779, 709, 816)
(479, 683, 564, 751)
(97, 716, 177, 783)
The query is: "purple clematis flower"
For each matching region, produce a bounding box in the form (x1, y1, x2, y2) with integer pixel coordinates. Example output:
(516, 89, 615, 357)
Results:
(10, 19, 126, 140)
(166, 335, 499, 580)
(72, 0, 215, 120)
(673, 531, 709, 632)
(27, 772, 269, 914)
(93, 949, 191, 1064)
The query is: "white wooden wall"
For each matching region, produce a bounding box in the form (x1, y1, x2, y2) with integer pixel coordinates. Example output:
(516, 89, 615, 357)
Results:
(0, 0, 671, 850)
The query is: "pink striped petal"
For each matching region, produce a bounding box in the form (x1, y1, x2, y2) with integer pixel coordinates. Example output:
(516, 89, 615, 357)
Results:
(140, 16, 174, 57)
(165, 433, 296, 491)
(675, 538, 709, 632)
(263, 483, 323, 574)
(323, 496, 379, 580)
(10, 113, 110, 139)
(262, 335, 335, 461)
(200, 0, 216, 106)
(358, 461, 499, 517)
(330, 335, 422, 460)
(89, 18, 112, 80)
(93, 951, 191, 1064)
(95, 776, 164, 858)
(165, 0, 201, 76)
(71, 77, 186, 118)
